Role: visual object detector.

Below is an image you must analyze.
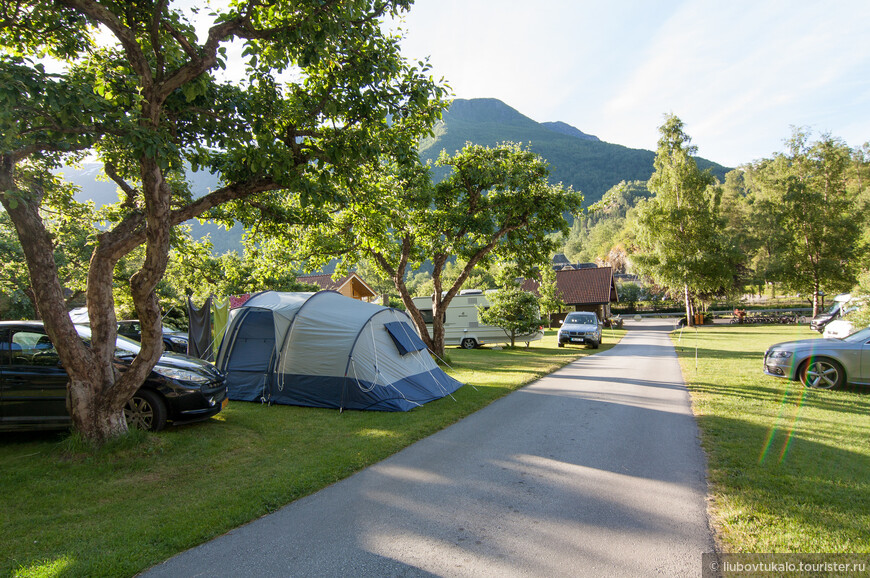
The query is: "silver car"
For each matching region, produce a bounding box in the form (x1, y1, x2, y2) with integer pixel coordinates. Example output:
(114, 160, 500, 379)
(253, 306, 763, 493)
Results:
(557, 312, 602, 349)
(763, 327, 870, 389)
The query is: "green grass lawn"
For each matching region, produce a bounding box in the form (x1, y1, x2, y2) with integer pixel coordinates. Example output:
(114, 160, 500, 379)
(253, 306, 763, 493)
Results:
(672, 324, 870, 553)
(0, 328, 624, 578)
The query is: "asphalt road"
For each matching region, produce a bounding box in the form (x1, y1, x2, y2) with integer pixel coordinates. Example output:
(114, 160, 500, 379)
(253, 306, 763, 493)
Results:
(144, 319, 714, 577)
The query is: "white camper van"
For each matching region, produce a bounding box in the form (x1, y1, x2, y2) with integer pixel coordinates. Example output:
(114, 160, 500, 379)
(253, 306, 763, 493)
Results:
(411, 290, 544, 349)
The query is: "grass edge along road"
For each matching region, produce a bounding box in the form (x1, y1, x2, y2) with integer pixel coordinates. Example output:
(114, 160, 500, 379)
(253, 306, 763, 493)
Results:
(672, 324, 870, 554)
(1, 328, 625, 578)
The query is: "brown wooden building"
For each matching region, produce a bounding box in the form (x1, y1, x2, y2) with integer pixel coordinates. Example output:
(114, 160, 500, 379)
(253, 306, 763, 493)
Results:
(296, 272, 378, 302)
(523, 266, 619, 323)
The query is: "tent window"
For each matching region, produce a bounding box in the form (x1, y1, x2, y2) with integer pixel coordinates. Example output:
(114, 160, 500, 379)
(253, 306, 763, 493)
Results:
(384, 322, 427, 356)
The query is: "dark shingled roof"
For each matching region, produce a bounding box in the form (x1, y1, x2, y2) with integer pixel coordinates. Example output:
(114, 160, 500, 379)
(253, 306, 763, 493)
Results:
(522, 266, 618, 306)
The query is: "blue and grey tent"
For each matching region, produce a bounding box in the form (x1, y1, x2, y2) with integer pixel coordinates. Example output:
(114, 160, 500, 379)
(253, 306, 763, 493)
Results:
(215, 291, 463, 411)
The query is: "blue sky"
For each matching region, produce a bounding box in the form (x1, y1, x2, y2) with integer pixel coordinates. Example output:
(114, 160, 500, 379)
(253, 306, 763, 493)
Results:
(391, 0, 870, 167)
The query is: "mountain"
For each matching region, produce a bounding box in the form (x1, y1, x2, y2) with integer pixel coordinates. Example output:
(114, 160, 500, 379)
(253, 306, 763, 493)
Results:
(420, 98, 730, 207)
(59, 164, 244, 254)
(58, 98, 731, 252)
(541, 121, 599, 141)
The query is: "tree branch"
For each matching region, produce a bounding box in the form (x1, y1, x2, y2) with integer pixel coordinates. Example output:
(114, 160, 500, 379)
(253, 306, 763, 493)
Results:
(103, 162, 139, 209)
(56, 0, 154, 85)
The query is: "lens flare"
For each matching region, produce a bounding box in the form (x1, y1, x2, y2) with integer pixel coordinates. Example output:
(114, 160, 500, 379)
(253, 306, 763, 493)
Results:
(759, 374, 809, 464)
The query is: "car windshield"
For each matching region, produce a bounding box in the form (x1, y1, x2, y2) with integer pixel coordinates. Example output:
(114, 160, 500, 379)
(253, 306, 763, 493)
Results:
(565, 313, 597, 324)
(74, 324, 142, 355)
(841, 327, 870, 343)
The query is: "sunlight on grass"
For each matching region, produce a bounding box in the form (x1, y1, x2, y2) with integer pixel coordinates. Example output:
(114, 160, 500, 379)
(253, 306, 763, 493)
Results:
(356, 428, 400, 439)
(0, 329, 625, 577)
(12, 556, 74, 578)
(672, 324, 870, 553)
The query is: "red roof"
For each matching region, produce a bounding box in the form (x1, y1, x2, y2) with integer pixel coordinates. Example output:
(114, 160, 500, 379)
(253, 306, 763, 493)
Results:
(523, 267, 618, 305)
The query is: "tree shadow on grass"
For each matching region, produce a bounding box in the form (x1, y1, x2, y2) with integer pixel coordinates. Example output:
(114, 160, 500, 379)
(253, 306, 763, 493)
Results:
(698, 413, 870, 552)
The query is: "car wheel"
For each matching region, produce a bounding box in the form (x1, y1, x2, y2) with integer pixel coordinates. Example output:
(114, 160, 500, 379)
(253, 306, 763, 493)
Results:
(460, 338, 477, 350)
(800, 358, 845, 390)
(557, 342, 564, 348)
(125, 389, 168, 432)
(591, 340, 600, 349)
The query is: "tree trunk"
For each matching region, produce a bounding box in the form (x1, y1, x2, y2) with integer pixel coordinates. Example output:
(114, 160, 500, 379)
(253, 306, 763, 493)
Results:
(1, 151, 175, 446)
(68, 377, 128, 442)
(430, 311, 446, 358)
(375, 244, 446, 358)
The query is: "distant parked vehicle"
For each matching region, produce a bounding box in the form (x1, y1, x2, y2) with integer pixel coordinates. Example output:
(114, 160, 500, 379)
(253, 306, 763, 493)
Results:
(557, 312, 602, 349)
(0, 321, 227, 432)
(411, 290, 543, 349)
(117, 320, 190, 354)
(823, 319, 856, 339)
(810, 294, 852, 332)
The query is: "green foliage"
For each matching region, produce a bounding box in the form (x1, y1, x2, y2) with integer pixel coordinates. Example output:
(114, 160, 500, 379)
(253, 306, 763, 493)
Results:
(560, 180, 649, 269)
(478, 270, 541, 347)
(432, 143, 582, 272)
(163, 236, 317, 307)
(0, 180, 97, 318)
(633, 114, 742, 318)
(587, 179, 652, 218)
(845, 271, 870, 329)
(281, 142, 581, 355)
(616, 281, 642, 311)
(403, 261, 497, 298)
(742, 129, 862, 315)
(538, 263, 564, 317)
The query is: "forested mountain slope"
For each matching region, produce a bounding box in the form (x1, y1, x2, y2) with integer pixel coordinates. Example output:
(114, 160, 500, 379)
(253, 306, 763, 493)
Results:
(59, 98, 730, 251)
(420, 98, 730, 206)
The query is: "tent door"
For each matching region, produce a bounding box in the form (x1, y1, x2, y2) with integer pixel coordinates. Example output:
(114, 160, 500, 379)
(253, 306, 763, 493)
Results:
(224, 308, 277, 402)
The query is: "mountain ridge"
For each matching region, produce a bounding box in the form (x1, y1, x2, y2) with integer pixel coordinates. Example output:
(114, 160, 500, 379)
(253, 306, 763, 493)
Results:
(541, 121, 599, 141)
(420, 98, 730, 206)
(62, 97, 731, 253)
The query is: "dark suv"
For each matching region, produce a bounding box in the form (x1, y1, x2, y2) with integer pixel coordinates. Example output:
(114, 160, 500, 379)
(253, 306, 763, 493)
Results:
(0, 321, 226, 432)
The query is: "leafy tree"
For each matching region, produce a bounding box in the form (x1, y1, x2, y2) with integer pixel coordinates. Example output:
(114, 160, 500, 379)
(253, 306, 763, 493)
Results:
(617, 281, 642, 312)
(478, 270, 541, 348)
(537, 263, 564, 326)
(0, 211, 37, 318)
(286, 142, 582, 356)
(0, 179, 97, 318)
(747, 130, 860, 316)
(0, 1, 445, 445)
(632, 114, 741, 325)
(845, 270, 870, 329)
(160, 234, 318, 311)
